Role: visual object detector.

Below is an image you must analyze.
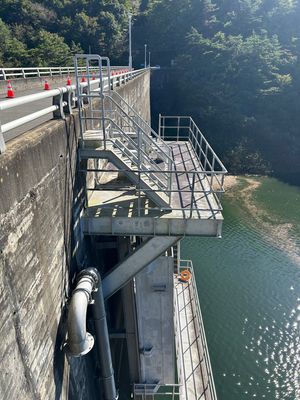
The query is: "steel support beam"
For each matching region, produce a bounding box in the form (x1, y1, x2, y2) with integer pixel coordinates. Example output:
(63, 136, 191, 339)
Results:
(102, 236, 180, 300)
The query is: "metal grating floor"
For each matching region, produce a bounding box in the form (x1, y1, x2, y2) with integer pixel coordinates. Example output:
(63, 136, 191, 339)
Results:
(174, 273, 216, 400)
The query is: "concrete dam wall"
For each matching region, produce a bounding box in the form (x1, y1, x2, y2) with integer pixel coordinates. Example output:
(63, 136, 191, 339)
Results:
(0, 71, 150, 400)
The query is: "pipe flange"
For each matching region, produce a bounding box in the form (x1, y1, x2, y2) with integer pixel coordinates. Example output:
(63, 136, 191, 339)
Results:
(76, 268, 100, 287)
(64, 332, 95, 357)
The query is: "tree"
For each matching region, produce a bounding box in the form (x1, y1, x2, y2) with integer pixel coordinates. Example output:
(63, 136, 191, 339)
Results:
(30, 30, 72, 66)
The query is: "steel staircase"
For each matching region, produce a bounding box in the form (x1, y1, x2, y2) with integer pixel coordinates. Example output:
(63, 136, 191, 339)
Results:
(75, 54, 174, 210)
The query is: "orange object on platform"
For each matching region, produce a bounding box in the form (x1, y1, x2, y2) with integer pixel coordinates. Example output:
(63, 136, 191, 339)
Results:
(180, 270, 191, 282)
(6, 81, 15, 98)
(92, 72, 96, 80)
(81, 74, 86, 82)
(66, 76, 71, 85)
(44, 80, 50, 90)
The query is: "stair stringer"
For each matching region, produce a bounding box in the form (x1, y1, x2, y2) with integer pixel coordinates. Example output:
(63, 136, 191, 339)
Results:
(80, 147, 171, 210)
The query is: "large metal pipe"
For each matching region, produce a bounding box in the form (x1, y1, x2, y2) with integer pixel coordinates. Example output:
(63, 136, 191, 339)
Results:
(65, 268, 118, 400)
(65, 268, 98, 356)
(92, 275, 118, 400)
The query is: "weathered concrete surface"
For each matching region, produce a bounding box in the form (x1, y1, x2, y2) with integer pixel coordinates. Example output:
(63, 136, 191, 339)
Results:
(0, 116, 92, 400)
(0, 70, 150, 399)
(117, 70, 151, 124)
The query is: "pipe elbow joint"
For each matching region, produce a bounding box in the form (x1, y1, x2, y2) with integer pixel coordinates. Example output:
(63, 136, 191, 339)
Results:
(64, 267, 100, 357)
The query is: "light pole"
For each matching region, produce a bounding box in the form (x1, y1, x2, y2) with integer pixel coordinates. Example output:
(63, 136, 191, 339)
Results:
(128, 14, 132, 70)
(144, 44, 147, 69)
(148, 51, 151, 68)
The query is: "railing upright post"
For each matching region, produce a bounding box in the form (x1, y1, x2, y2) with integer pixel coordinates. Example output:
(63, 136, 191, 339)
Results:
(211, 156, 215, 187)
(0, 122, 6, 154)
(22, 69, 26, 79)
(52, 88, 66, 119)
(137, 128, 141, 217)
(158, 113, 161, 139)
(168, 158, 172, 205)
(190, 173, 195, 219)
(0, 69, 5, 80)
(204, 142, 208, 171)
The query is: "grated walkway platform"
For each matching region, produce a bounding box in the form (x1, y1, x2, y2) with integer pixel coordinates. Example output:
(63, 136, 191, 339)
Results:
(81, 141, 223, 237)
(174, 270, 217, 400)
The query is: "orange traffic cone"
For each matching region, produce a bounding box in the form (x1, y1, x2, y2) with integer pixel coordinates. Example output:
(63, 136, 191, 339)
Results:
(44, 80, 50, 90)
(81, 74, 86, 83)
(6, 81, 15, 98)
(66, 76, 71, 85)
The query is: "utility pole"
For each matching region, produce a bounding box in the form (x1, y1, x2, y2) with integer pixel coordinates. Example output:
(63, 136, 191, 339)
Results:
(128, 14, 132, 70)
(148, 51, 151, 68)
(144, 44, 147, 69)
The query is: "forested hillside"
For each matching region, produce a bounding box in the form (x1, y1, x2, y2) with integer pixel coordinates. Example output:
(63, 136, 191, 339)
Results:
(1, 0, 300, 184)
(134, 0, 300, 184)
(0, 0, 139, 65)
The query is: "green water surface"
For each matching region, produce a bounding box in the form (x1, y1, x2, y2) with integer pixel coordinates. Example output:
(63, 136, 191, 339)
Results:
(181, 176, 300, 400)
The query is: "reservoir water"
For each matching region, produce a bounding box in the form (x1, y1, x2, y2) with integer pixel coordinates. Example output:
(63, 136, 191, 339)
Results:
(181, 176, 300, 400)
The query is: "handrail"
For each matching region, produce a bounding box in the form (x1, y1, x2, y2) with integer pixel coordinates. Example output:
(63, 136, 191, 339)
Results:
(106, 108, 169, 180)
(104, 106, 170, 194)
(105, 120, 169, 192)
(106, 94, 174, 167)
(0, 68, 145, 153)
(111, 91, 173, 163)
(0, 65, 129, 80)
(175, 260, 218, 400)
(133, 383, 181, 399)
(159, 115, 227, 173)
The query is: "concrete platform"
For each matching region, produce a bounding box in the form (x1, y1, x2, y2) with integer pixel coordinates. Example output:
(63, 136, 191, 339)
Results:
(81, 141, 223, 237)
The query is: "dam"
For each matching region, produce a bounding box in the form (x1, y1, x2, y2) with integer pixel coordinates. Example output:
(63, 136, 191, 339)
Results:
(0, 55, 226, 399)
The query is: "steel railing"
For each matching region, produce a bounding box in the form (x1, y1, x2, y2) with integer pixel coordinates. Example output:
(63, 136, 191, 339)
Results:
(159, 115, 227, 193)
(133, 383, 181, 399)
(174, 259, 218, 400)
(0, 68, 145, 153)
(84, 111, 227, 218)
(0, 65, 129, 80)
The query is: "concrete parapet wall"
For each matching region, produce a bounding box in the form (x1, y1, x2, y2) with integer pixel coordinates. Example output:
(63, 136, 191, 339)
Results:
(0, 71, 150, 399)
(0, 74, 78, 97)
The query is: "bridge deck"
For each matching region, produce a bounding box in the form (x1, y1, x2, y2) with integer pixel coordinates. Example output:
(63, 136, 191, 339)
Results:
(82, 141, 223, 237)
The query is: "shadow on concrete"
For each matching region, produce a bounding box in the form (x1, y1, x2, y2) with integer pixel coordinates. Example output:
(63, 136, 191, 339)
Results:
(53, 115, 80, 399)
(53, 306, 68, 400)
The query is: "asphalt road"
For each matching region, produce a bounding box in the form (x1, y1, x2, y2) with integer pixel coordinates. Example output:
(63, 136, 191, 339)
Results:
(0, 87, 54, 143)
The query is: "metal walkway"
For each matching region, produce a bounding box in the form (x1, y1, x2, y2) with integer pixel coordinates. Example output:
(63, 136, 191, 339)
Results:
(174, 260, 217, 400)
(74, 54, 226, 238)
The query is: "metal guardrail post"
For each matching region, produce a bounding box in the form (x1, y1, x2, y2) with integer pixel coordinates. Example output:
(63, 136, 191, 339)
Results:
(63, 87, 74, 115)
(52, 88, 66, 119)
(0, 122, 6, 154)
